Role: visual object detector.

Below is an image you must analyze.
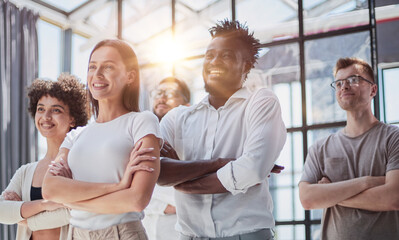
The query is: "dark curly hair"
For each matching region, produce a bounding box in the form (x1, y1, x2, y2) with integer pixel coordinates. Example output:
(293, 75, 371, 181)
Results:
(209, 19, 261, 70)
(27, 73, 89, 130)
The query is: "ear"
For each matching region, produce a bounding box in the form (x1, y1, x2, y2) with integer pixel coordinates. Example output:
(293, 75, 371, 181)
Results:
(243, 60, 252, 75)
(127, 70, 136, 85)
(69, 117, 76, 128)
(370, 83, 377, 98)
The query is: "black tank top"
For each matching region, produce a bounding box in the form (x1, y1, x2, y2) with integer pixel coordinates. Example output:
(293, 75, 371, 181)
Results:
(30, 186, 43, 201)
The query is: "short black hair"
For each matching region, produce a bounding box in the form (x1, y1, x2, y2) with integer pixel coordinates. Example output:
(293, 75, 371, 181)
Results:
(27, 73, 89, 130)
(209, 19, 261, 69)
(159, 77, 190, 103)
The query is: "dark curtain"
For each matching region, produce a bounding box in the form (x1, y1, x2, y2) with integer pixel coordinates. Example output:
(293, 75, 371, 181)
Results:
(0, 0, 38, 239)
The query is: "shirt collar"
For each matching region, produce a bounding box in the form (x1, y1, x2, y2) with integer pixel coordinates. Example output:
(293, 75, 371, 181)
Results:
(194, 86, 251, 111)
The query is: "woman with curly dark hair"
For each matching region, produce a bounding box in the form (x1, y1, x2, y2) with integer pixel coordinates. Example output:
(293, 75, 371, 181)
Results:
(43, 39, 162, 240)
(0, 74, 89, 240)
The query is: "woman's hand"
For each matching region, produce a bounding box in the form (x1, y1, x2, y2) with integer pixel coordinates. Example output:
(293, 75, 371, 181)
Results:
(48, 158, 72, 178)
(160, 141, 179, 160)
(41, 200, 65, 211)
(3, 191, 22, 201)
(118, 141, 157, 190)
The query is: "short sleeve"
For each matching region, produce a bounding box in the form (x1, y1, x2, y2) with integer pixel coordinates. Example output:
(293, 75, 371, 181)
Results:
(160, 107, 178, 146)
(132, 111, 163, 146)
(386, 126, 399, 172)
(300, 143, 323, 184)
(60, 126, 86, 150)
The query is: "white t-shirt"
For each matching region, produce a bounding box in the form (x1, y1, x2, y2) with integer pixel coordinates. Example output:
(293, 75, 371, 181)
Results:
(61, 111, 162, 230)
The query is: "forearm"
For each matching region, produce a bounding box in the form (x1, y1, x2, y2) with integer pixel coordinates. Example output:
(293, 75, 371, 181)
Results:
(158, 158, 228, 186)
(42, 175, 120, 203)
(20, 200, 51, 219)
(27, 208, 70, 231)
(299, 177, 374, 210)
(339, 171, 399, 211)
(66, 178, 153, 214)
(174, 173, 227, 194)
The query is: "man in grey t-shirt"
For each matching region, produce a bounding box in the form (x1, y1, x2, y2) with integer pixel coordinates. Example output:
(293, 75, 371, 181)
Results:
(299, 57, 399, 240)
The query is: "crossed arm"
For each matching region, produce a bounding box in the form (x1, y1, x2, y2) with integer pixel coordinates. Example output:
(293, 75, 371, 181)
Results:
(157, 142, 232, 194)
(43, 135, 160, 214)
(299, 169, 399, 211)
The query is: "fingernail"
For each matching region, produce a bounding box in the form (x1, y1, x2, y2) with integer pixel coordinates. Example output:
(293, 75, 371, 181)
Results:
(148, 148, 154, 150)
(152, 156, 157, 159)
(150, 168, 154, 171)
(51, 161, 55, 163)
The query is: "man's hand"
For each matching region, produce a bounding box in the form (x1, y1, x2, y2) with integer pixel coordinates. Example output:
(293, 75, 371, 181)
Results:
(49, 158, 72, 178)
(318, 177, 331, 184)
(271, 164, 284, 174)
(3, 191, 22, 201)
(164, 204, 176, 215)
(161, 141, 179, 160)
(118, 141, 156, 189)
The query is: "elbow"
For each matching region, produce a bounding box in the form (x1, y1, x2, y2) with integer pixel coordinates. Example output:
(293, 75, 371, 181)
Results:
(389, 195, 399, 211)
(41, 180, 58, 202)
(128, 197, 150, 213)
(300, 197, 314, 210)
(299, 190, 316, 210)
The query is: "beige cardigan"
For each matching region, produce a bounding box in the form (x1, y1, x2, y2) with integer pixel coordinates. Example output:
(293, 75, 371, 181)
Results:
(0, 162, 70, 240)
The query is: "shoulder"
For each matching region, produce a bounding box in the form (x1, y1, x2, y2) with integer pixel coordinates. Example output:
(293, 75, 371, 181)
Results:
(132, 111, 158, 122)
(309, 132, 340, 153)
(67, 126, 88, 138)
(9, 162, 37, 180)
(251, 87, 279, 101)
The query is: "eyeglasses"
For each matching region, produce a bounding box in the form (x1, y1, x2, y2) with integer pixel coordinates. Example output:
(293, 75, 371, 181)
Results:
(151, 89, 188, 102)
(330, 75, 374, 90)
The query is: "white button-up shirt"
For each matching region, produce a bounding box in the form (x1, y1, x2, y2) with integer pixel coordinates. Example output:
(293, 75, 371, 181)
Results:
(160, 87, 287, 238)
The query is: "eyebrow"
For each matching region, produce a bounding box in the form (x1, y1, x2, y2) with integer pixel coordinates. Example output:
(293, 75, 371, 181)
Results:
(37, 103, 65, 110)
(89, 60, 117, 64)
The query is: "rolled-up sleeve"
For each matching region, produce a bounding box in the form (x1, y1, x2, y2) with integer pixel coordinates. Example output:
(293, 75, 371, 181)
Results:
(27, 208, 70, 231)
(217, 90, 287, 195)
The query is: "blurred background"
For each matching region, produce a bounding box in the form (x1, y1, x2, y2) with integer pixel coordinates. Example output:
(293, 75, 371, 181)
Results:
(1, 0, 399, 239)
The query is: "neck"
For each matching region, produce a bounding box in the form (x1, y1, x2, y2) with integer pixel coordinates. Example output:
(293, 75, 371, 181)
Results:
(344, 108, 378, 137)
(42, 137, 64, 162)
(208, 94, 230, 109)
(97, 100, 129, 123)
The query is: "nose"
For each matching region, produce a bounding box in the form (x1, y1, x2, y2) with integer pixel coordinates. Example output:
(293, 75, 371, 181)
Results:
(44, 110, 52, 120)
(210, 54, 222, 65)
(341, 80, 351, 90)
(95, 66, 104, 77)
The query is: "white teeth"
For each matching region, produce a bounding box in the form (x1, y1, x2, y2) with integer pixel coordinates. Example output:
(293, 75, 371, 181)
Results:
(210, 69, 224, 74)
(94, 83, 106, 87)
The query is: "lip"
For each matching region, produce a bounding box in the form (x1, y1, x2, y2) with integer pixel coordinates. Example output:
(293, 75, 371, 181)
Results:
(91, 81, 109, 90)
(156, 104, 169, 110)
(40, 122, 55, 129)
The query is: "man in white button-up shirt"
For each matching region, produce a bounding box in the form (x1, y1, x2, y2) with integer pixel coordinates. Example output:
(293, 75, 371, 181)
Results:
(158, 19, 287, 240)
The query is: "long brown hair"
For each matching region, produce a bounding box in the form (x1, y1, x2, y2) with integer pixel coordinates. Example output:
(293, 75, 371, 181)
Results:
(88, 39, 140, 117)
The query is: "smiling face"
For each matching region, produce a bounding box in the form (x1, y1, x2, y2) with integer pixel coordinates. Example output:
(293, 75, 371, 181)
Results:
(335, 64, 377, 111)
(35, 95, 75, 140)
(87, 46, 134, 103)
(202, 36, 251, 97)
(152, 82, 187, 120)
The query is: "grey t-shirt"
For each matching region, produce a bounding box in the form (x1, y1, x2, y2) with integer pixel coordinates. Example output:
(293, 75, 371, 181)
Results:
(301, 122, 399, 240)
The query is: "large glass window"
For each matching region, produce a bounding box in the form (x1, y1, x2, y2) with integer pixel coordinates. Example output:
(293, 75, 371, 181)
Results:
(236, 0, 298, 43)
(380, 67, 399, 124)
(302, 0, 369, 35)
